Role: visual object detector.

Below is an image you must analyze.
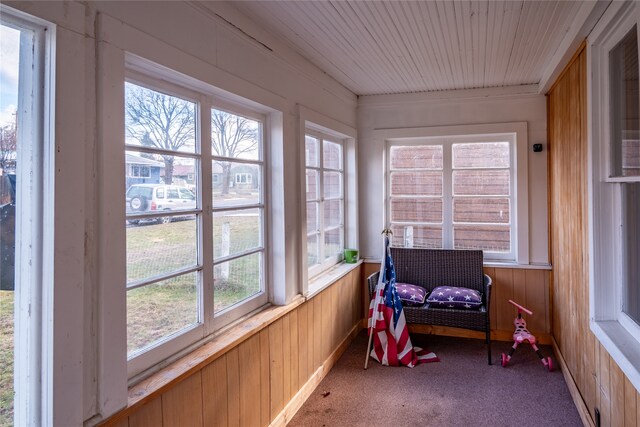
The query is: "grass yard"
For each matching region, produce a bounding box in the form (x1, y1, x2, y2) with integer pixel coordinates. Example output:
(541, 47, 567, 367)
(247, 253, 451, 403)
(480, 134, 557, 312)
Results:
(0, 291, 14, 427)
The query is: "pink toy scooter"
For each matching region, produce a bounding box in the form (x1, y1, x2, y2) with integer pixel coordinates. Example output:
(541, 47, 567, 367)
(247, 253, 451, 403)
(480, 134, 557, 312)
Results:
(501, 300, 553, 371)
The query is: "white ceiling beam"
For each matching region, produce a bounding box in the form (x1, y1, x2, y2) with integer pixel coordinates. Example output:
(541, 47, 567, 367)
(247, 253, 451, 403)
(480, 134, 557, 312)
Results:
(537, 0, 611, 94)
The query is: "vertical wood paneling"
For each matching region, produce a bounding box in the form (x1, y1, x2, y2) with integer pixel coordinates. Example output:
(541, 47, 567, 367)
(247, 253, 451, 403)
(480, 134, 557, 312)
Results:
(307, 298, 315, 376)
(269, 318, 284, 421)
(239, 334, 261, 427)
(202, 355, 228, 427)
(161, 374, 204, 427)
(494, 268, 515, 331)
(548, 45, 639, 426)
(611, 362, 624, 427)
(313, 294, 322, 370)
(282, 313, 292, 402)
(290, 309, 299, 394)
(226, 348, 240, 427)
(110, 418, 129, 427)
(259, 329, 270, 427)
(128, 398, 162, 427)
(297, 302, 309, 386)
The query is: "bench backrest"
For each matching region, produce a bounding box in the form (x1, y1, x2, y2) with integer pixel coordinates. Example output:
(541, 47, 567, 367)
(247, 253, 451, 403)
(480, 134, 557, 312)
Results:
(390, 247, 484, 293)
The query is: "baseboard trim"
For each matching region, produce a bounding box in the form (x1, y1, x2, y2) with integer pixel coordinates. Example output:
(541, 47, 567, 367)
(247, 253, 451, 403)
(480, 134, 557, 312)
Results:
(552, 337, 595, 427)
(269, 322, 362, 427)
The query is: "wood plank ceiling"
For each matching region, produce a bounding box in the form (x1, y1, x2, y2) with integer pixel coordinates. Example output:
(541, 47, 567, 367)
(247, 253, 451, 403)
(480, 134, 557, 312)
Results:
(230, 1, 584, 96)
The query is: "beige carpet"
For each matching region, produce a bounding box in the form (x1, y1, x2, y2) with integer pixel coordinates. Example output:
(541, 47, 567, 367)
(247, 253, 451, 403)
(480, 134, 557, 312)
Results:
(290, 330, 581, 427)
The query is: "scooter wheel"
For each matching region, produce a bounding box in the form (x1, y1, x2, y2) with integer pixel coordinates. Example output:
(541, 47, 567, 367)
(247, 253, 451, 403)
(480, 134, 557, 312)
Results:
(546, 357, 554, 372)
(501, 353, 508, 367)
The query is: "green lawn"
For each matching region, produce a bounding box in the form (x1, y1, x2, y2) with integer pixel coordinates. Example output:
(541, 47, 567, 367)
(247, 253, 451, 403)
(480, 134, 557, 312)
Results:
(0, 291, 14, 427)
(1, 214, 261, 424)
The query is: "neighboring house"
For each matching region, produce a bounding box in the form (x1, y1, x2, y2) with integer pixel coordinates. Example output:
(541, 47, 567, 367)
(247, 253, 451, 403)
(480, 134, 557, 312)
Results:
(171, 163, 196, 186)
(125, 153, 164, 188)
(212, 162, 259, 193)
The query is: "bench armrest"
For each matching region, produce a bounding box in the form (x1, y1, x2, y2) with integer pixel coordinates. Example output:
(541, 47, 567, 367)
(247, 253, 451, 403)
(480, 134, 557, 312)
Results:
(483, 273, 493, 310)
(367, 271, 380, 300)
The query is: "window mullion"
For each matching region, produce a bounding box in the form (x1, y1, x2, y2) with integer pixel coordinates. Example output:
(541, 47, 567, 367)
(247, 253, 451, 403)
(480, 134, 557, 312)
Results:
(200, 101, 214, 336)
(442, 142, 453, 248)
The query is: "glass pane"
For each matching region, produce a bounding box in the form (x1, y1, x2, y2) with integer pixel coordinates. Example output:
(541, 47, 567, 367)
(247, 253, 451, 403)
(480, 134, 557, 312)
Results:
(390, 145, 442, 170)
(622, 183, 640, 324)
(324, 227, 343, 260)
(213, 208, 262, 259)
(307, 202, 318, 232)
(454, 225, 510, 252)
(126, 219, 197, 283)
(323, 171, 342, 199)
(323, 140, 342, 170)
(390, 224, 442, 249)
(390, 198, 442, 223)
(0, 23, 19, 425)
(305, 135, 319, 167)
(214, 252, 262, 313)
(453, 170, 510, 196)
(307, 234, 320, 267)
(213, 161, 260, 207)
(211, 109, 261, 161)
(324, 199, 342, 228)
(453, 198, 510, 223)
(452, 142, 510, 169)
(390, 171, 442, 196)
(127, 273, 198, 356)
(306, 169, 318, 201)
(125, 82, 196, 154)
(125, 151, 197, 216)
(610, 26, 640, 177)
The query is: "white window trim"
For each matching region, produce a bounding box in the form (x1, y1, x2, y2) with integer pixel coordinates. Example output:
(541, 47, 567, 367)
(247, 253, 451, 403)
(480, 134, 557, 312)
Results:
(379, 122, 529, 264)
(1, 8, 55, 426)
(588, 0, 640, 392)
(298, 105, 358, 296)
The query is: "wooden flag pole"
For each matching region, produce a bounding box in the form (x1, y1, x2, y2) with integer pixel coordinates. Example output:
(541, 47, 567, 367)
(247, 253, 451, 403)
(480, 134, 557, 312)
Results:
(364, 228, 392, 369)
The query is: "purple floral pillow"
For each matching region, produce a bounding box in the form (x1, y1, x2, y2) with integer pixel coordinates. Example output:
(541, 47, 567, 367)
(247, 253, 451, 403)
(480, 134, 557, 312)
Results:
(426, 286, 482, 310)
(396, 283, 428, 307)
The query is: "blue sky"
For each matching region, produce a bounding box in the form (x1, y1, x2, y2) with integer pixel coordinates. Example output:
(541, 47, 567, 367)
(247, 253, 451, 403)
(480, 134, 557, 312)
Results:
(0, 24, 20, 127)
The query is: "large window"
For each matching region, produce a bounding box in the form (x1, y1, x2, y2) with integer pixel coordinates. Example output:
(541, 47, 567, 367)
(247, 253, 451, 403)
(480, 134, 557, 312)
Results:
(388, 134, 517, 261)
(589, 0, 640, 392)
(124, 68, 267, 375)
(305, 132, 345, 276)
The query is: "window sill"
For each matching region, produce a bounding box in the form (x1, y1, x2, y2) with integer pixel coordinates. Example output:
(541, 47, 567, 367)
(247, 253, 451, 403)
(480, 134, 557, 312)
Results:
(591, 320, 640, 392)
(307, 260, 363, 298)
(362, 258, 551, 270)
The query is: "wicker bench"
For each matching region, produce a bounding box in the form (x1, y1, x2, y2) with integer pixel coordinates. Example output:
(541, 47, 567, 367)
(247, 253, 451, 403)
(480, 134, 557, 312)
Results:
(367, 247, 493, 364)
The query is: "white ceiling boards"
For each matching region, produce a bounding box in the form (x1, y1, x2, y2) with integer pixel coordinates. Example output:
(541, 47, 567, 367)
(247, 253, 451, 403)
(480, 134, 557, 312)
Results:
(228, 0, 596, 96)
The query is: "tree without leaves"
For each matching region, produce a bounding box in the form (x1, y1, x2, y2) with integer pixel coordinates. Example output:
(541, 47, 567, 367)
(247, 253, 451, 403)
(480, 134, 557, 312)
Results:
(211, 109, 258, 195)
(0, 114, 16, 172)
(125, 83, 195, 184)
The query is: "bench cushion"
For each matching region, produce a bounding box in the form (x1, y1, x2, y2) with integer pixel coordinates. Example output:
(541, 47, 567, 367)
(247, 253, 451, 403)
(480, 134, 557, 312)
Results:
(426, 286, 482, 310)
(396, 283, 428, 307)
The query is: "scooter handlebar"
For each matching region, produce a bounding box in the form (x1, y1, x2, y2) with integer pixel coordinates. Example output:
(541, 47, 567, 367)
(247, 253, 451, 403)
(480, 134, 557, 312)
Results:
(508, 299, 533, 315)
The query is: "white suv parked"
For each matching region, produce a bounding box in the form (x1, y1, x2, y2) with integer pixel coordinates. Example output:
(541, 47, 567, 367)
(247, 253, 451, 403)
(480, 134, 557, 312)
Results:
(126, 184, 196, 224)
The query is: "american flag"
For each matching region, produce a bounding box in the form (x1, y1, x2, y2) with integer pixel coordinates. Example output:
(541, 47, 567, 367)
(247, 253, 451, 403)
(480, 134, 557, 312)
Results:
(367, 235, 438, 367)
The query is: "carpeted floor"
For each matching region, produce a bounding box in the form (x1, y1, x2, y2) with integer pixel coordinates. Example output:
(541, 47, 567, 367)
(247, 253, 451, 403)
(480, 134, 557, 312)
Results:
(289, 331, 582, 427)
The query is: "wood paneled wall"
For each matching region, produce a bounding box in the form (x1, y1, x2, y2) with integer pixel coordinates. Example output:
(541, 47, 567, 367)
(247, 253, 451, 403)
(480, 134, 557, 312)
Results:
(363, 262, 551, 342)
(103, 266, 363, 427)
(548, 43, 640, 426)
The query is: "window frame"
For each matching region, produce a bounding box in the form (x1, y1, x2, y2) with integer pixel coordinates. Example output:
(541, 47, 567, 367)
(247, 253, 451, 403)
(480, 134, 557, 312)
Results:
(0, 7, 55, 426)
(588, 0, 640, 392)
(305, 129, 346, 278)
(380, 122, 529, 264)
(123, 60, 269, 378)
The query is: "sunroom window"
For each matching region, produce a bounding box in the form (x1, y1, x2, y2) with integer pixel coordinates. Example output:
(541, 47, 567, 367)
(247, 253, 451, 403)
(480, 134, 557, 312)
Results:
(123, 66, 268, 376)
